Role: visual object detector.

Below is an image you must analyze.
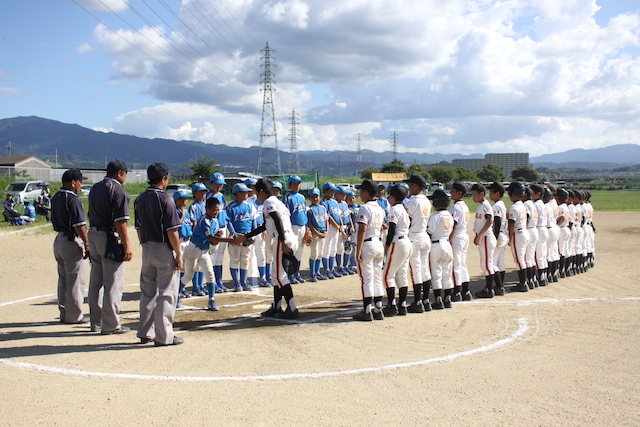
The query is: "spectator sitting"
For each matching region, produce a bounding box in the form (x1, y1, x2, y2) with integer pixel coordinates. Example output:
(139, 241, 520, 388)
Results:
(3, 194, 20, 222)
(21, 200, 37, 224)
(35, 196, 51, 221)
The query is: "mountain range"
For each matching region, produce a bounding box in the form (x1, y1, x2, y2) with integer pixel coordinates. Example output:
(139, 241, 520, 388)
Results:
(1, 116, 638, 174)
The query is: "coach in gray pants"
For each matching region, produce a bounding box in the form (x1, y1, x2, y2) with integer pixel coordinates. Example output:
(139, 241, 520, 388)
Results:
(135, 163, 184, 346)
(88, 160, 133, 334)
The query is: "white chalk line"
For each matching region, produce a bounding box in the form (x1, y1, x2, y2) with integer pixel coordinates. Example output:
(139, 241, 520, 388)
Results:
(0, 318, 529, 381)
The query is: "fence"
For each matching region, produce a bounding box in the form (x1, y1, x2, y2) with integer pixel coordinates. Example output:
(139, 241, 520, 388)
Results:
(0, 166, 148, 184)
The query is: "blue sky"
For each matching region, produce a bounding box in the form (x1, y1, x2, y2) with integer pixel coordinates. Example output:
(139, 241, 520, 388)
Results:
(1, 0, 639, 156)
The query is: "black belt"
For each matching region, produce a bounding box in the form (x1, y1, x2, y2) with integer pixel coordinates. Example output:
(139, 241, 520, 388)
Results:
(91, 226, 112, 231)
(432, 240, 440, 244)
(364, 237, 379, 242)
(397, 236, 405, 240)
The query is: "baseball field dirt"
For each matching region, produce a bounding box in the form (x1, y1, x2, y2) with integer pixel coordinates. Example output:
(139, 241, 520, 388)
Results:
(1, 211, 639, 426)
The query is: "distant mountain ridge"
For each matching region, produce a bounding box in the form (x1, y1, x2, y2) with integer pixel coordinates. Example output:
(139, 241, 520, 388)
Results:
(0, 116, 638, 173)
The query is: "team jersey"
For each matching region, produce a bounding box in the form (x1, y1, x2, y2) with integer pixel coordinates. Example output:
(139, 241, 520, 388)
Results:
(226, 200, 256, 234)
(404, 193, 431, 241)
(338, 200, 351, 229)
(357, 201, 385, 240)
(545, 202, 556, 228)
(574, 203, 584, 226)
(524, 200, 537, 228)
(283, 191, 308, 226)
(388, 203, 410, 238)
(557, 203, 569, 227)
(208, 192, 228, 227)
(321, 197, 341, 225)
(307, 204, 328, 232)
(492, 200, 507, 234)
(450, 200, 470, 237)
(188, 200, 206, 223)
(427, 209, 454, 241)
(176, 208, 193, 239)
(548, 199, 559, 226)
(567, 204, 576, 226)
(190, 214, 219, 250)
(376, 197, 390, 221)
(262, 195, 293, 238)
(473, 200, 493, 236)
(508, 200, 527, 229)
(247, 197, 264, 226)
(534, 200, 547, 227)
(347, 203, 359, 234)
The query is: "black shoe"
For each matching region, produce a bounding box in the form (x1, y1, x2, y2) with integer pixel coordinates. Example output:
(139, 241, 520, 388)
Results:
(383, 305, 398, 317)
(443, 296, 452, 309)
(462, 291, 473, 301)
(275, 308, 299, 319)
(373, 310, 384, 320)
(432, 300, 445, 310)
(397, 305, 408, 316)
(90, 324, 101, 333)
(514, 284, 529, 292)
(261, 305, 284, 317)
(451, 292, 463, 302)
(475, 288, 494, 299)
(494, 286, 505, 296)
(100, 326, 131, 335)
(139, 337, 153, 344)
(407, 301, 425, 313)
(352, 310, 374, 321)
(62, 315, 90, 324)
(423, 300, 432, 312)
(155, 336, 184, 346)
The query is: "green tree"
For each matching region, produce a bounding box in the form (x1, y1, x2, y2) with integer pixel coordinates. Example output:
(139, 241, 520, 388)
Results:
(429, 165, 455, 184)
(478, 164, 506, 182)
(187, 155, 220, 183)
(407, 163, 431, 182)
(380, 159, 407, 174)
(511, 166, 539, 182)
(360, 167, 379, 179)
(451, 167, 478, 182)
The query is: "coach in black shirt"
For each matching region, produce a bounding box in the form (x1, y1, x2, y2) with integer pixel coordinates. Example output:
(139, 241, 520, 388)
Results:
(51, 169, 89, 324)
(87, 159, 132, 335)
(134, 162, 184, 346)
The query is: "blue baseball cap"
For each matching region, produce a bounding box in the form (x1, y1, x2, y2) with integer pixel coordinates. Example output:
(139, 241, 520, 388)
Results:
(192, 183, 207, 192)
(173, 190, 192, 201)
(308, 187, 321, 196)
(345, 190, 355, 197)
(322, 182, 338, 191)
(244, 178, 257, 186)
(336, 186, 348, 194)
(232, 183, 251, 194)
(273, 181, 283, 189)
(400, 183, 410, 190)
(287, 175, 302, 184)
(210, 172, 226, 184)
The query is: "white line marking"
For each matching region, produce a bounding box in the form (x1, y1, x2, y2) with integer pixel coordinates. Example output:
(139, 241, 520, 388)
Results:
(0, 318, 529, 381)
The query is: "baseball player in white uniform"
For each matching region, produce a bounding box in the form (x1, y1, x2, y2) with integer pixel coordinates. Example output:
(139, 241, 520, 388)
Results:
(449, 182, 471, 301)
(382, 184, 412, 317)
(488, 182, 508, 292)
(352, 179, 386, 321)
(427, 189, 454, 309)
(523, 187, 539, 289)
(545, 186, 560, 282)
(507, 182, 530, 292)
(531, 184, 549, 286)
(402, 174, 432, 313)
(470, 184, 500, 298)
(556, 188, 571, 278)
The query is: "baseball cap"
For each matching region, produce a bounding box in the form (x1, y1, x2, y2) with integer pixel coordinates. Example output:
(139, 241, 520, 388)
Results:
(451, 181, 468, 193)
(232, 183, 251, 194)
(355, 179, 377, 195)
(486, 181, 505, 193)
(106, 159, 128, 175)
(470, 183, 486, 193)
(210, 172, 226, 184)
(172, 190, 192, 201)
(428, 188, 450, 202)
(244, 178, 257, 186)
(322, 182, 339, 191)
(192, 183, 207, 192)
(147, 162, 170, 181)
(399, 183, 409, 190)
(345, 190, 355, 197)
(308, 187, 321, 196)
(287, 175, 302, 184)
(62, 169, 88, 183)
(403, 174, 427, 188)
(273, 181, 283, 189)
(506, 181, 525, 196)
(336, 186, 349, 194)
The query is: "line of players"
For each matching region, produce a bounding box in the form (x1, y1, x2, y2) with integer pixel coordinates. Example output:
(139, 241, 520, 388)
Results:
(176, 173, 596, 322)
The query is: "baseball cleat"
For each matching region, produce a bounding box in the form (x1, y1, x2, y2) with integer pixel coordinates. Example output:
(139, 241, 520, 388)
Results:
(309, 274, 318, 282)
(494, 286, 505, 296)
(317, 273, 328, 280)
(462, 291, 473, 301)
(407, 301, 425, 313)
(432, 300, 445, 310)
(423, 300, 432, 311)
(295, 274, 306, 283)
(443, 296, 452, 309)
(242, 282, 252, 291)
(475, 288, 494, 299)
(261, 305, 284, 317)
(373, 310, 384, 320)
(383, 305, 398, 317)
(325, 271, 335, 279)
(207, 299, 219, 311)
(276, 308, 299, 319)
(451, 292, 463, 302)
(288, 275, 299, 284)
(233, 283, 243, 292)
(154, 336, 184, 346)
(514, 283, 529, 292)
(100, 326, 131, 335)
(397, 305, 408, 316)
(352, 310, 374, 321)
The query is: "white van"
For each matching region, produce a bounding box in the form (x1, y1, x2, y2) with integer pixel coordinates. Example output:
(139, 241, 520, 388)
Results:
(4, 181, 45, 203)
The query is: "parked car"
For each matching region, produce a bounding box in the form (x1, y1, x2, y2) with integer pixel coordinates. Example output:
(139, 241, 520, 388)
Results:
(165, 183, 191, 197)
(4, 181, 45, 203)
(80, 184, 93, 197)
(336, 183, 357, 192)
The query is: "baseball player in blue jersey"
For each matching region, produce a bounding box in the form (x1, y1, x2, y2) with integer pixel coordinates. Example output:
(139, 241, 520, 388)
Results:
(283, 175, 310, 283)
(346, 192, 359, 273)
(226, 183, 256, 292)
(335, 186, 354, 276)
(173, 190, 193, 307)
(320, 182, 344, 279)
(208, 173, 230, 293)
(307, 188, 328, 282)
(188, 183, 208, 296)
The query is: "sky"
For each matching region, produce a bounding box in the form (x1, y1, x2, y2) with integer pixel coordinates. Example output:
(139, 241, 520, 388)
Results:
(1, 0, 639, 157)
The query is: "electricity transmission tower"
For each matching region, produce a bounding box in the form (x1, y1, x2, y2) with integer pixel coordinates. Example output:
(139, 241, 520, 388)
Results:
(391, 131, 398, 161)
(356, 133, 363, 176)
(288, 109, 300, 173)
(257, 42, 281, 175)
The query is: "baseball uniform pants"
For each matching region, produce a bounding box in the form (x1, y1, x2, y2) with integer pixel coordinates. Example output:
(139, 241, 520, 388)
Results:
(383, 237, 412, 289)
(272, 232, 299, 288)
(182, 242, 215, 284)
(430, 240, 454, 290)
(511, 228, 530, 270)
(451, 233, 470, 286)
(525, 227, 538, 269)
(536, 227, 549, 269)
(493, 232, 508, 273)
(409, 233, 431, 284)
(54, 233, 87, 323)
(357, 238, 384, 298)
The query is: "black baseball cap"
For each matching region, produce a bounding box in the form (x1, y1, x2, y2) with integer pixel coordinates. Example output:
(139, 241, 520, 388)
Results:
(147, 162, 170, 181)
(62, 169, 88, 183)
(451, 181, 468, 193)
(507, 181, 525, 196)
(487, 181, 505, 193)
(106, 159, 128, 175)
(355, 179, 378, 194)
(427, 188, 450, 202)
(470, 183, 486, 193)
(403, 174, 427, 188)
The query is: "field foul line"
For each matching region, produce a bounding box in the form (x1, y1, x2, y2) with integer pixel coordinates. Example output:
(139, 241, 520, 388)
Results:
(0, 318, 529, 381)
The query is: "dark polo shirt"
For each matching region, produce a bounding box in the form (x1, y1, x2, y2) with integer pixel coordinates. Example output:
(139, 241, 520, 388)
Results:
(51, 188, 86, 233)
(134, 187, 181, 244)
(88, 177, 130, 228)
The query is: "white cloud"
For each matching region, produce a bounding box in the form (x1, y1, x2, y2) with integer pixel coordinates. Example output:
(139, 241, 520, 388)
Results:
(74, 0, 129, 12)
(77, 43, 94, 54)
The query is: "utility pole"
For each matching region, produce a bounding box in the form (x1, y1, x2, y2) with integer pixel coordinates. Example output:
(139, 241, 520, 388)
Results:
(356, 133, 363, 176)
(4, 141, 12, 156)
(391, 131, 398, 161)
(288, 109, 300, 173)
(257, 42, 282, 176)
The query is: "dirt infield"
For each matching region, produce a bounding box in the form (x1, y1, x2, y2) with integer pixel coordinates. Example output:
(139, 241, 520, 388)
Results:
(1, 211, 639, 426)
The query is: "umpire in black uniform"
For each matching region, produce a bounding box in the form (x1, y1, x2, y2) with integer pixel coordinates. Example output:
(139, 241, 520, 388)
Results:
(51, 169, 90, 324)
(88, 159, 133, 334)
(134, 163, 184, 346)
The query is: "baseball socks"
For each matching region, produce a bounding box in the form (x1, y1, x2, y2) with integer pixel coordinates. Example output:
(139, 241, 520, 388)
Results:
(494, 272, 504, 295)
(462, 281, 472, 301)
(422, 280, 432, 311)
(384, 288, 398, 317)
(452, 285, 462, 301)
(275, 285, 299, 319)
(432, 289, 444, 309)
(443, 288, 453, 308)
(515, 269, 529, 292)
(408, 283, 424, 313)
(373, 297, 384, 320)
